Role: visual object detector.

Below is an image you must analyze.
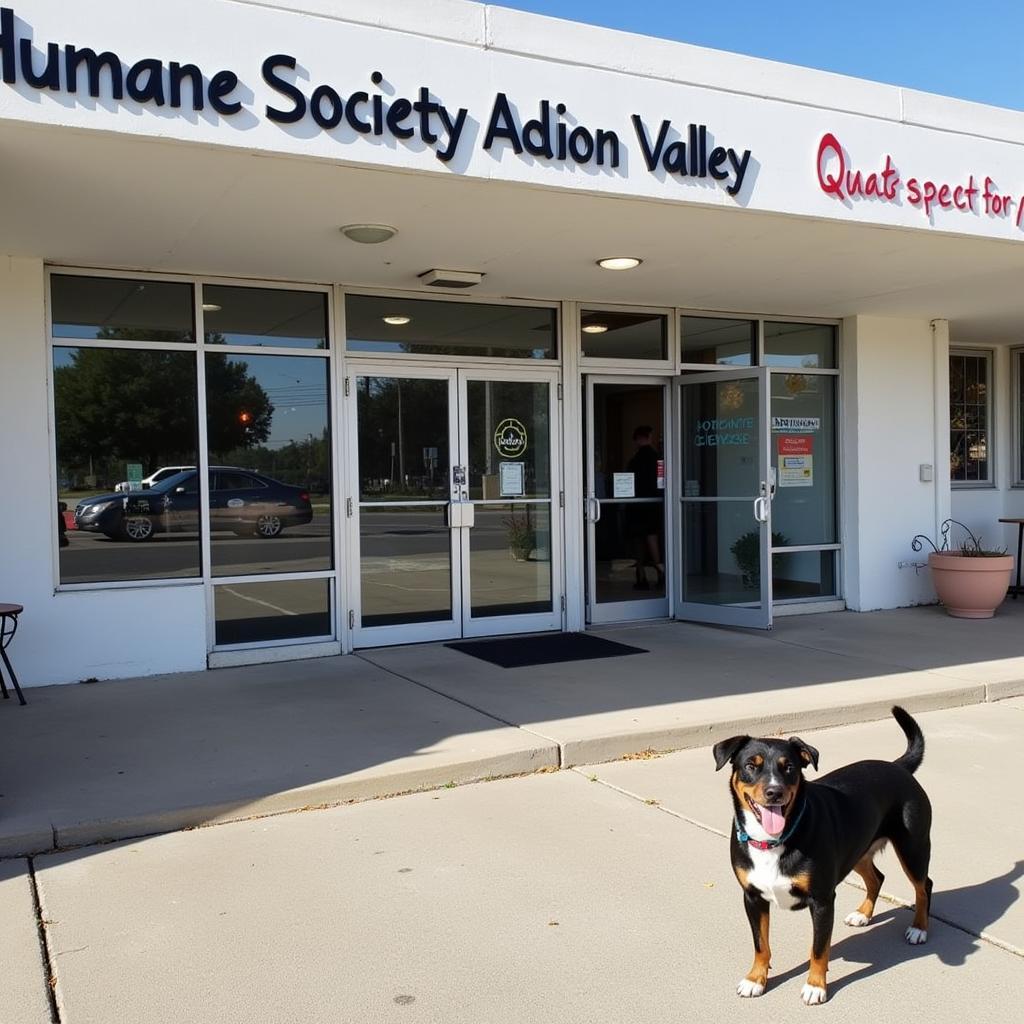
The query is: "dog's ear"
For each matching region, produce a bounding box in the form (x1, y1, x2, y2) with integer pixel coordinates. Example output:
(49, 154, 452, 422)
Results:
(713, 735, 750, 772)
(789, 737, 820, 771)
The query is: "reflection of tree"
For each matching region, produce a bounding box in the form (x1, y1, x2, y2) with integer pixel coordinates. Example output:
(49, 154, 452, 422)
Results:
(54, 337, 272, 487)
(214, 430, 331, 491)
(357, 377, 449, 497)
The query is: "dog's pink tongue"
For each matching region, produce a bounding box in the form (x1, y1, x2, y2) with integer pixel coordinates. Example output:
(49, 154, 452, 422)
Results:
(760, 804, 787, 836)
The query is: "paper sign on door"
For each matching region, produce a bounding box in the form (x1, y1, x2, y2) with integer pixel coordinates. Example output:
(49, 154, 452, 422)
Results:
(499, 461, 525, 497)
(613, 473, 635, 498)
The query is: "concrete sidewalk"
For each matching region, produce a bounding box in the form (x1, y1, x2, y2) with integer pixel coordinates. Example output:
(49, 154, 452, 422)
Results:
(14, 703, 1023, 1023)
(2, 604, 1023, 857)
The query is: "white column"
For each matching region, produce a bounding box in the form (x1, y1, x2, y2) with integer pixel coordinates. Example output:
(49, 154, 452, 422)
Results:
(841, 315, 941, 611)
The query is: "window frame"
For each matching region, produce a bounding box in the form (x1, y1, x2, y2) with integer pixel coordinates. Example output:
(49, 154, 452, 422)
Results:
(46, 268, 338, 657)
(1012, 347, 1024, 488)
(949, 346, 995, 489)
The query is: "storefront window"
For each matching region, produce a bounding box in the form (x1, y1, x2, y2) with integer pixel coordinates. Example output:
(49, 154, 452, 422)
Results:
(949, 349, 992, 485)
(763, 322, 836, 369)
(345, 295, 556, 358)
(1017, 349, 1024, 485)
(203, 285, 328, 349)
(680, 316, 755, 366)
(770, 373, 837, 546)
(205, 352, 332, 576)
(54, 346, 201, 583)
(580, 310, 667, 359)
(50, 274, 194, 343)
(50, 274, 334, 634)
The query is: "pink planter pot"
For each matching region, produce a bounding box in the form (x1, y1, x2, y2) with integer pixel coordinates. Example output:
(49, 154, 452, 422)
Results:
(928, 552, 1014, 618)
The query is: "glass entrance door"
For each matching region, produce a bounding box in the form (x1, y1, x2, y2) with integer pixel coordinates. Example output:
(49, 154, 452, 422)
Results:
(351, 367, 561, 647)
(677, 368, 773, 629)
(584, 377, 669, 624)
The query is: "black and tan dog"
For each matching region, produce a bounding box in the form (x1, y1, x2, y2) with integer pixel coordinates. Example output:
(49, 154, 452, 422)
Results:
(712, 706, 933, 1005)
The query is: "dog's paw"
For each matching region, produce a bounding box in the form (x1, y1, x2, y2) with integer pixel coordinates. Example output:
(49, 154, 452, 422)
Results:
(801, 984, 827, 1006)
(905, 926, 928, 945)
(844, 910, 871, 927)
(737, 978, 765, 998)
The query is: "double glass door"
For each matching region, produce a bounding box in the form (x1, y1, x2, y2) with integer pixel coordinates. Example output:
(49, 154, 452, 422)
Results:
(350, 366, 561, 646)
(677, 367, 774, 628)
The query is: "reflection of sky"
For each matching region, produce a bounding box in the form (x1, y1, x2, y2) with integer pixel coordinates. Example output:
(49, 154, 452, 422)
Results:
(226, 354, 328, 449)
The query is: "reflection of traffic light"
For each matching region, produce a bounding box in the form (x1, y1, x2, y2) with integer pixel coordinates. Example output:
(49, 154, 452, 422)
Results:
(238, 410, 252, 426)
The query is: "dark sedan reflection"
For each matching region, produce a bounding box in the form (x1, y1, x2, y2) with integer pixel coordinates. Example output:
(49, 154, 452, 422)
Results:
(74, 468, 313, 542)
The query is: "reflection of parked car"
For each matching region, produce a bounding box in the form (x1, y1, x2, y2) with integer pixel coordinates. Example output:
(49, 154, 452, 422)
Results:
(114, 465, 193, 492)
(75, 469, 314, 542)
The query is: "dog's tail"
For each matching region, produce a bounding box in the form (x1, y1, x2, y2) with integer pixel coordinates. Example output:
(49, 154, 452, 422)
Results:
(892, 705, 925, 774)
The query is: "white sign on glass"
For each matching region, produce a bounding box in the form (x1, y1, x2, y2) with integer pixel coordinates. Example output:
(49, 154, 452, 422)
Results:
(499, 461, 525, 497)
(613, 472, 635, 498)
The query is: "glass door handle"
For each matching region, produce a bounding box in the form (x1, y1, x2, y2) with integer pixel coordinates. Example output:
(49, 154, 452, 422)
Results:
(585, 497, 601, 523)
(753, 496, 769, 523)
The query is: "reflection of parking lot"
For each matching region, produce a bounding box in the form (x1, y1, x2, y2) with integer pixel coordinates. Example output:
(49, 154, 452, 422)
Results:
(60, 513, 333, 583)
(214, 578, 331, 645)
(359, 507, 552, 621)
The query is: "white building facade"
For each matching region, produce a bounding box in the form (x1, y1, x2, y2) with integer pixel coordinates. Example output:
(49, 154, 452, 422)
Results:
(2, 0, 1023, 686)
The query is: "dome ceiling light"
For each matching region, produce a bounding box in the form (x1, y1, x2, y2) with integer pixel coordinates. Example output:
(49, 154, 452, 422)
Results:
(597, 257, 642, 270)
(340, 223, 398, 244)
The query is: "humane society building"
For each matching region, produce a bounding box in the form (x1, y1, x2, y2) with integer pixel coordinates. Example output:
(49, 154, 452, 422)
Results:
(2, 0, 1023, 688)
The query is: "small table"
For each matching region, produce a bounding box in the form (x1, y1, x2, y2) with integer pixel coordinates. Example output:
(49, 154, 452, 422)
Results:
(998, 519, 1024, 599)
(0, 603, 26, 706)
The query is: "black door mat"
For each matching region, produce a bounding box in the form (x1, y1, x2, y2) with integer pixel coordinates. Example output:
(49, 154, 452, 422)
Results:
(445, 632, 648, 668)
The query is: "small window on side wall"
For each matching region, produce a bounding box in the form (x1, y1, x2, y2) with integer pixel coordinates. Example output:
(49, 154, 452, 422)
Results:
(950, 349, 992, 485)
(1016, 349, 1024, 485)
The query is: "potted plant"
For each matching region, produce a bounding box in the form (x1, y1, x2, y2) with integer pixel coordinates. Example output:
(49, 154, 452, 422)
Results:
(504, 512, 536, 562)
(912, 519, 1013, 618)
(730, 530, 789, 589)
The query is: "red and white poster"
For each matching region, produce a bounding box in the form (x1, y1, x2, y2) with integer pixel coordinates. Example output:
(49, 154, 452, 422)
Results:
(777, 435, 814, 487)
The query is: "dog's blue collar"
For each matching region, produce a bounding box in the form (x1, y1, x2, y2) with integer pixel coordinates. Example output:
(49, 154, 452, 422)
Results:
(735, 797, 807, 850)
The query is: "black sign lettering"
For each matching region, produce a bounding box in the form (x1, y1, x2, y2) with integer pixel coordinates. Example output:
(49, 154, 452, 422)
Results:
(0, 5, 756, 196)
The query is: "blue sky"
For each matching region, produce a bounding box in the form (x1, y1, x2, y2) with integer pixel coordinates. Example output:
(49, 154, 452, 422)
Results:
(492, 1, 1024, 110)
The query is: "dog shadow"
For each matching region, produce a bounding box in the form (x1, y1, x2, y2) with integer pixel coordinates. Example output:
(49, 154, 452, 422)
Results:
(769, 860, 1023, 995)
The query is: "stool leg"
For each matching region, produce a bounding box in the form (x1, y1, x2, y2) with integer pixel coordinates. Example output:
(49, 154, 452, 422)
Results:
(0, 647, 25, 705)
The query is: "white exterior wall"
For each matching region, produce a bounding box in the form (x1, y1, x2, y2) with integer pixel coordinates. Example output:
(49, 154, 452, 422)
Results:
(842, 315, 948, 610)
(0, 258, 207, 685)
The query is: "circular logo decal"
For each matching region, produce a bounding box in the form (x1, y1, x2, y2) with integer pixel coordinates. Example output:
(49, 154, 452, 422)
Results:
(494, 418, 528, 458)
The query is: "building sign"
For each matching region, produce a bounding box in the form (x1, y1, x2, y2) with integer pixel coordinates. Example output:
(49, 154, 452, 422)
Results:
(0, 7, 754, 198)
(494, 418, 528, 458)
(817, 132, 1024, 229)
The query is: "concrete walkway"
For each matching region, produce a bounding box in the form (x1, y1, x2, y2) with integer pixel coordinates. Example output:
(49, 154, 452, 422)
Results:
(6, 704, 1021, 1023)
(2, 604, 1023, 857)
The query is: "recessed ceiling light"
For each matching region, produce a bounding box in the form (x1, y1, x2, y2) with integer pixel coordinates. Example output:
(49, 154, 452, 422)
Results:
(382, 315, 411, 326)
(341, 223, 398, 244)
(597, 257, 642, 271)
(582, 324, 609, 334)
(202, 303, 222, 313)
